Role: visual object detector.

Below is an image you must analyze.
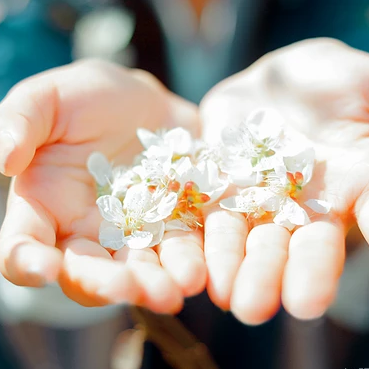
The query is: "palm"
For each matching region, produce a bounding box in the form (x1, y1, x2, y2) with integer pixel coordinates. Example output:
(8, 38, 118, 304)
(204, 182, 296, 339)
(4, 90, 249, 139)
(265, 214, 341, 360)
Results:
(0, 60, 205, 312)
(200, 39, 369, 323)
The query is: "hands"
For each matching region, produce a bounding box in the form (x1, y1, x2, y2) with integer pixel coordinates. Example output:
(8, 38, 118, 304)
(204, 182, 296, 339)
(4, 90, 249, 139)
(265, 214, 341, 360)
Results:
(200, 39, 369, 324)
(1, 39, 369, 324)
(0, 59, 206, 313)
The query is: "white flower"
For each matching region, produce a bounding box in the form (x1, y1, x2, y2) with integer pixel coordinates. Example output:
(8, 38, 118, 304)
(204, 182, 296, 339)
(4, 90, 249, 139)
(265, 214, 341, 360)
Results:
(222, 109, 284, 158)
(134, 145, 174, 188)
(175, 157, 228, 204)
(220, 187, 271, 218)
(276, 147, 315, 186)
(220, 185, 311, 231)
(272, 197, 310, 231)
(96, 185, 177, 250)
(137, 127, 194, 157)
(87, 152, 140, 198)
(220, 109, 285, 186)
(163, 158, 228, 232)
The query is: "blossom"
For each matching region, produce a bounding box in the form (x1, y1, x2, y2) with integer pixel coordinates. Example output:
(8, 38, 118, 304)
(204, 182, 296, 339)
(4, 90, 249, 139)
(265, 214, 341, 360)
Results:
(165, 157, 228, 231)
(219, 187, 270, 218)
(272, 197, 310, 231)
(220, 185, 310, 231)
(87, 152, 140, 199)
(96, 185, 177, 250)
(219, 144, 330, 230)
(137, 127, 194, 158)
(220, 109, 285, 185)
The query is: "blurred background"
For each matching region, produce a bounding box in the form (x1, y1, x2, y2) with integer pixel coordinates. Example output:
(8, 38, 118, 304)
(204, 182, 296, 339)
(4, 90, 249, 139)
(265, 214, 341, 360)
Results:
(0, 0, 369, 368)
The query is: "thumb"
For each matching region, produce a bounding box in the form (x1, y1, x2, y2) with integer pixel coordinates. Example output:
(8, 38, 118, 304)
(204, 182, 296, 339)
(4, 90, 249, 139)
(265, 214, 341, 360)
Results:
(0, 73, 58, 176)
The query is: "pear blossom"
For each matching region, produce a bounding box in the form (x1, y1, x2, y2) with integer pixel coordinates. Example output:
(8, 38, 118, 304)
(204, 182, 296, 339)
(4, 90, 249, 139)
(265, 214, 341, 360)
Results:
(137, 127, 195, 158)
(220, 187, 271, 218)
(87, 152, 140, 199)
(96, 185, 177, 250)
(133, 145, 174, 188)
(174, 157, 228, 204)
(272, 197, 310, 231)
(164, 157, 228, 231)
(220, 109, 285, 185)
(88, 106, 333, 245)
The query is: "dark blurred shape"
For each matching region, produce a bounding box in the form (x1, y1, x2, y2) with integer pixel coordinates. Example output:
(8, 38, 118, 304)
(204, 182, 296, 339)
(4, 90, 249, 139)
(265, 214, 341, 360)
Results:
(48, 1, 78, 32)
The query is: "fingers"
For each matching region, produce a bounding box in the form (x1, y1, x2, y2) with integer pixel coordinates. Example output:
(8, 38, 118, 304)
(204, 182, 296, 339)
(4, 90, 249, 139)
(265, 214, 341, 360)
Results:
(0, 182, 62, 286)
(282, 220, 345, 320)
(114, 247, 183, 314)
(0, 75, 58, 176)
(157, 229, 206, 297)
(231, 224, 290, 325)
(60, 238, 183, 313)
(60, 238, 139, 307)
(203, 207, 248, 310)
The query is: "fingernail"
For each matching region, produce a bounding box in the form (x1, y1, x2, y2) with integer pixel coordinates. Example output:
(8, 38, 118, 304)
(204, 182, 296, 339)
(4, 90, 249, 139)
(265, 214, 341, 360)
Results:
(0, 131, 15, 174)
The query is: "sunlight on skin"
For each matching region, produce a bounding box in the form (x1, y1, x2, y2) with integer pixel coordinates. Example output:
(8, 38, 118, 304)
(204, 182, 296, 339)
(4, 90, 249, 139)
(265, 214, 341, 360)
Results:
(1, 40, 369, 324)
(0, 60, 201, 313)
(200, 38, 369, 324)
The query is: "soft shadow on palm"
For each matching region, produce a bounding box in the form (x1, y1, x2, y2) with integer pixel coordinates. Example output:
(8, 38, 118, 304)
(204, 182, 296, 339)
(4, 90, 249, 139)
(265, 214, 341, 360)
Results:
(200, 39, 369, 324)
(0, 60, 204, 312)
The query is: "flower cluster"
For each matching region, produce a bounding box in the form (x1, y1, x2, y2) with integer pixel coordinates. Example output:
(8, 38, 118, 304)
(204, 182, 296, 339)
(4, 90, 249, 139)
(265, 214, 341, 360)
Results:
(87, 127, 228, 250)
(88, 108, 331, 251)
(218, 109, 331, 230)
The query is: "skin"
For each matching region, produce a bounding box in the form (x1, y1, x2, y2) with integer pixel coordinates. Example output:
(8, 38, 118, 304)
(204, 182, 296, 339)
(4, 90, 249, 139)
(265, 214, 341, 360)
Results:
(0, 39, 369, 324)
(0, 59, 204, 313)
(201, 38, 369, 324)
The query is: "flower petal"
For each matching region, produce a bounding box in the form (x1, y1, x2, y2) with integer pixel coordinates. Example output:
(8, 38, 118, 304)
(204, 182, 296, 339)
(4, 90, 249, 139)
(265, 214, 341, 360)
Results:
(137, 128, 161, 149)
(164, 127, 193, 155)
(275, 198, 310, 227)
(219, 196, 250, 213)
(283, 147, 315, 184)
(247, 108, 284, 141)
(123, 184, 152, 212)
(99, 220, 124, 250)
(165, 219, 192, 232)
(124, 231, 154, 250)
(305, 199, 332, 214)
(144, 221, 165, 247)
(273, 215, 296, 231)
(157, 192, 178, 218)
(96, 195, 124, 223)
(87, 152, 112, 186)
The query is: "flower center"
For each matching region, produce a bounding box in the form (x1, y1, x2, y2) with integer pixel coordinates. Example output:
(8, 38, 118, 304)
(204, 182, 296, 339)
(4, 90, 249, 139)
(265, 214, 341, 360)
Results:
(286, 172, 304, 199)
(171, 181, 210, 228)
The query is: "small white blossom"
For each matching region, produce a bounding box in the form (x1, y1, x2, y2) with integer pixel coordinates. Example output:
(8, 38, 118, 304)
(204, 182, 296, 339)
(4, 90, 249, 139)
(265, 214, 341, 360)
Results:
(278, 147, 315, 186)
(220, 109, 286, 185)
(137, 127, 194, 157)
(96, 185, 177, 250)
(220, 187, 271, 218)
(175, 157, 228, 204)
(272, 197, 310, 231)
(133, 145, 173, 188)
(87, 152, 140, 198)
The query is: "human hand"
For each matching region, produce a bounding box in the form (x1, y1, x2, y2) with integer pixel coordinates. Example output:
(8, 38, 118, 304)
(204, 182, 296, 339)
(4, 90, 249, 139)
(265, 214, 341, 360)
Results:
(0, 60, 207, 312)
(200, 39, 369, 324)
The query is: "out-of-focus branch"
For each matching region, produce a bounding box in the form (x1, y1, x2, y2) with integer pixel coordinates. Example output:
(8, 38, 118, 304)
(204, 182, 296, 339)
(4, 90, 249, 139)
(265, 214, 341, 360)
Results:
(130, 306, 219, 369)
